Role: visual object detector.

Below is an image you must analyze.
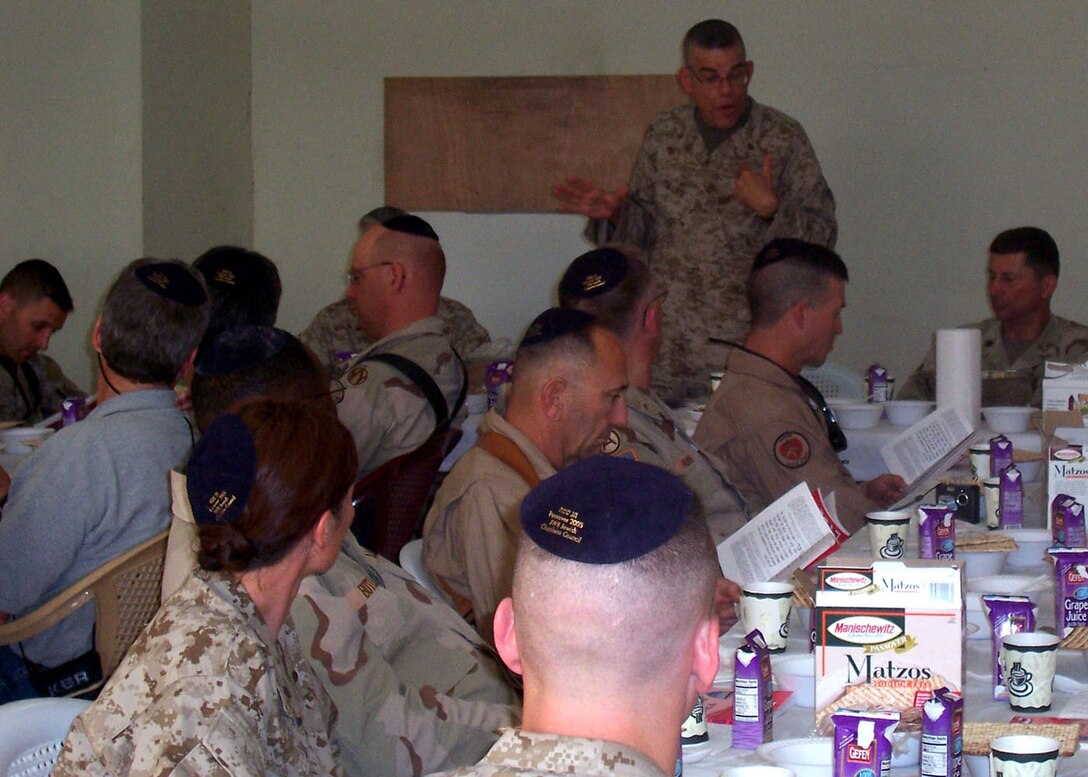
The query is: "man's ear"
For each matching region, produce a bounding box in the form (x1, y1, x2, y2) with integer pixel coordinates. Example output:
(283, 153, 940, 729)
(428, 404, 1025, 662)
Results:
(677, 66, 694, 97)
(175, 348, 198, 383)
(91, 318, 103, 354)
(691, 617, 720, 694)
(643, 298, 663, 336)
(540, 376, 567, 422)
(493, 597, 524, 676)
(1041, 273, 1058, 302)
(388, 262, 407, 294)
(788, 301, 807, 333)
(0, 292, 14, 320)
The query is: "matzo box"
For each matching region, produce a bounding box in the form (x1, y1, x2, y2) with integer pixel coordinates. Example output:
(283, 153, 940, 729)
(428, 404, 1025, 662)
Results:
(1043, 360, 1088, 413)
(1048, 429, 1088, 532)
(814, 559, 963, 733)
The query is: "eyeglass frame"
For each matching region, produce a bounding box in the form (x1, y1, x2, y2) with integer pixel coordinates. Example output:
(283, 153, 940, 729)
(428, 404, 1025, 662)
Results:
(686, 62, 751, 90)
(345, 261, 394, 286)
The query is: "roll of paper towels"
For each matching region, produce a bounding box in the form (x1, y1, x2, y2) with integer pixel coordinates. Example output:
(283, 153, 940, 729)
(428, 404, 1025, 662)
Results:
(936, 328, 981, 427)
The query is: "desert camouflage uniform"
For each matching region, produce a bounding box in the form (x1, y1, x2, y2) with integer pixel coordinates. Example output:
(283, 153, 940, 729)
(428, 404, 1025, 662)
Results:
(337, 315, 466, 479)
(422, 410, 556, 645)
(898, 315, 1088, 407)
(590, 101, 837, 402)
(0, 353, 82, 423)
(293, 535, 520, 777)
(694, 346, 874, 533)
(301, 298, 491, 377)
(606, 386, 748, 543)
(54, 570, 340, 776)
(430, 729, 666, 777)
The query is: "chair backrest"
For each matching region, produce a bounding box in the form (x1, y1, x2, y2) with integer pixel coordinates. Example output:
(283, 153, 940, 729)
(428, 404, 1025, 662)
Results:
(0, 697, 90, 776)
(0, 531, 168, 696)
(351, 427, 462, 562)
(397, 539, 443, 600)
(801, 362, 865, 400)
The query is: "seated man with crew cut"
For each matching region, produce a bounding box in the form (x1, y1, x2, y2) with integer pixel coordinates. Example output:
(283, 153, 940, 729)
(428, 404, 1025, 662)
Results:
(899, 226, 1088, 406)
(0, 260, 208, 701)
(0, 259, 82, 423)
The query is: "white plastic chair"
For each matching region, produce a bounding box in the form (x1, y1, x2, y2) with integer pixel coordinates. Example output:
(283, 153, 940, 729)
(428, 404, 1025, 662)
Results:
(0, 697, 90, 775)
(801, 362, 865, 400)
(398, 539, 443, 600)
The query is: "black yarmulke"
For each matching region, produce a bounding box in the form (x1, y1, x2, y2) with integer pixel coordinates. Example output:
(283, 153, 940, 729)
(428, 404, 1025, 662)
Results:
(520, 456, 692, 564)
(383, 214, 440, 242)
(194, 325, 290, 377)
(559, 247, 630, 299)
(519, 307, 595, 349)
(135, 262, 207, 307)
(187, 412, 257, 527)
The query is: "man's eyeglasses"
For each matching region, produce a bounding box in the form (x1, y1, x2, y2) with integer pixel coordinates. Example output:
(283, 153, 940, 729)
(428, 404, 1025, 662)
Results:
(796, 375, 848, 453)
(345, 262, 394, 285)
(689, 64, 750, 90)
(306, 379, 346, 406)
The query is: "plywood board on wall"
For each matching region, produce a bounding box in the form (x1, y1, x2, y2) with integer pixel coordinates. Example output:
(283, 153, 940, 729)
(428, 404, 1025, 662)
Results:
(384, 75, 682, 212)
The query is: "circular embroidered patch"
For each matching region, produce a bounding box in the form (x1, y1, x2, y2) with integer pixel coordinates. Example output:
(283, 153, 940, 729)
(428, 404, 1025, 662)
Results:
(344, 365, 369, 386)
(601, 429, 621, 455)
(774, 431, 810, 468)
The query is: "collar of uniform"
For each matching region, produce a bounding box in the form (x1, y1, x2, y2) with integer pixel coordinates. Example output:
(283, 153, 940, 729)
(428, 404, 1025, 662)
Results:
(478, 408, 558, 480)
(357, 315, 446, 361)
(723, 343, 799, 393)
(86, 387, 182, 421)
(194, 567, 280, 645)
(483, 729, 666, 776)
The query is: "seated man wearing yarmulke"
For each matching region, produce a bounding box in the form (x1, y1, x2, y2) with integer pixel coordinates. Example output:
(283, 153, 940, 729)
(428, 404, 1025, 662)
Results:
(422, 308, 628, 645)
(431, 456, 721, 777)
(337, 213, 467, 479)
(165, 324, 520, 777)
(0, 260, 208, 702)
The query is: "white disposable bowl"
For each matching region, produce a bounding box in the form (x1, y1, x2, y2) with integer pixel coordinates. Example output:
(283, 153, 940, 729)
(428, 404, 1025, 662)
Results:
(983, 406, 1035, 434)
(1014, 459, 1043, 482)
(958, 549, 1007, 578)
(965, 575, 1046, 638)
(963, 753, 989, 777)
(829, 400, 884, 430)
(0, 427, 54, 454)
(772, 654, 815, 707)
(1003, 528, 1053, 569)
(884, 400, 934, 426)
(757, 738, 832, 777)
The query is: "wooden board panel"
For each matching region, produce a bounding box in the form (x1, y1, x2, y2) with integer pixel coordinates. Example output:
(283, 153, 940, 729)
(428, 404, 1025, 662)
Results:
(384, 75, 682, 212)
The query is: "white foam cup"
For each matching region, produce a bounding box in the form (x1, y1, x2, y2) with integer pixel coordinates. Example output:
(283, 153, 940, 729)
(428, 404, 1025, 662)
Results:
(740, 582, 794, 652)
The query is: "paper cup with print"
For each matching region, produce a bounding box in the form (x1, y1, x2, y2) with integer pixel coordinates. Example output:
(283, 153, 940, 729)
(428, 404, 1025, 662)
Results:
(969, 443, 992, 481)
(1000, 632, 1060, 712)
(989, 735, 1061, 777)
(982, 477, 1001, 530)
(740, 582, 794, 652)
(865, 510, 911, 560)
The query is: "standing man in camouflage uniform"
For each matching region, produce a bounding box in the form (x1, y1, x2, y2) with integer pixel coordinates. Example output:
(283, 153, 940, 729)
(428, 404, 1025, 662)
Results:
(694, 239, 904, 532)
(422, 309, 628, 646)
(0, 259, 82, 423)
(558, 245, 749, 544)
(553, 19, 836, 402)
(430, 456, 721, 777)
(898, 226, 1088, 406)
(337, 214, 467, 479)
(301, 206, 491, 376)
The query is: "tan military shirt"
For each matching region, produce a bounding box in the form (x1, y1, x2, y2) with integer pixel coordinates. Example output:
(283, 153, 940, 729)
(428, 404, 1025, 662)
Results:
(54, 570, 340, 776)
(337, 315, 466, 479)
(898, 315, 1088, 406)
(693, 347, 875, 533)
(592, 101, 837, 402)
(301, 297, 491, 377)
(429, 729, 667, 777)
(0, 353, 82, 423)
(422, 410, 556, 645)
(606, 386, 748, 543)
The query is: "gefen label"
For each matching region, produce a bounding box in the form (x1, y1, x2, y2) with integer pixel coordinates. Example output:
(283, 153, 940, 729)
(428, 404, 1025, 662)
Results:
(827, 613, 904, 646)
(825, 571, 873, 591)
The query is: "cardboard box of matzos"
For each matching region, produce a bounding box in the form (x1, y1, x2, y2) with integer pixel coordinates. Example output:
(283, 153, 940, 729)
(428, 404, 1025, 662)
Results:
(814, 559, 963, 733)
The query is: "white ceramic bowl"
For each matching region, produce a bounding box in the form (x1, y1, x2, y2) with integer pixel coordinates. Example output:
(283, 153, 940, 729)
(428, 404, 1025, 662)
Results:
(1003, 528, 1053, 569)
(983, 406, 1035, 434)
(829, 400, 884, 430)
(958, 548, 1007, 578)
(884, 399, 934, 426)
(757, 738, 832, 777)
(772, 654, 815, 707)
(0, 427, 54, 454)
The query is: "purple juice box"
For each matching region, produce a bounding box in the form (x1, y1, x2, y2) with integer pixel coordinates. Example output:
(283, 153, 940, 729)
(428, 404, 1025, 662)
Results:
(61, 396, 85, 427)
(1048, 548, 1088, 639)
(732, 629, 772, 749)
(486, 360, 514, 409)
(918, 504, 956, 560)
(982, 595, 1035, 699)
(832, 709, 899, 777)
(1053, 500, 1086, 548)
(868, 365, 889, 403)
(921, 687, 963, 777)
(998, 465, 1024, 529)
(1051, 495, 1076, 546)
(989, 436, 1013, 477)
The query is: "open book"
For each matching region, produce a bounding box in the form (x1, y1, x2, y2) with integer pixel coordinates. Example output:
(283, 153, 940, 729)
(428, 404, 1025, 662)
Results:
(879, 406, 980, 506)
(716, 482, 848, 585)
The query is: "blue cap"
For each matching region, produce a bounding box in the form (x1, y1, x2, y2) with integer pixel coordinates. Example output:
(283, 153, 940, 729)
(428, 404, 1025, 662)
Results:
(187, 412, 257, 526)
(519, 307, 595, 349)
(520, 457, 693, 564)
(559, 247, 630, 300)
(135, 262, 207, 307)
(195, 325, 290, 377)
(383, 214, 439, 242)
